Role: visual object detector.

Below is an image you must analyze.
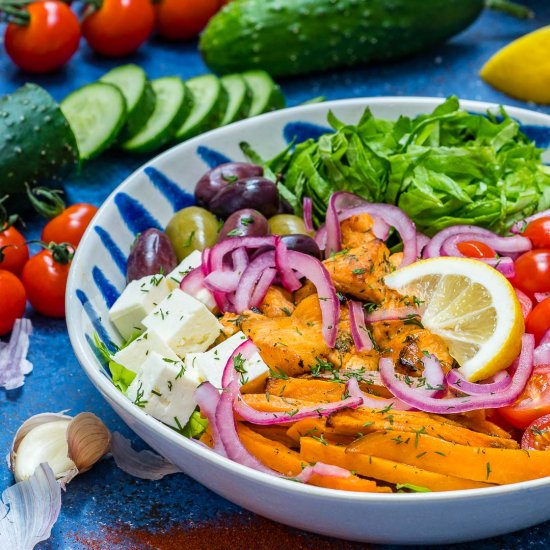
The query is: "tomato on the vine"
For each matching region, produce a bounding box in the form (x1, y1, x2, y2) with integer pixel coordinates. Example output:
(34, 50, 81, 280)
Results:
(82, 0, 155, 57)
(0, 225, 28, 275)
(0, 270, 26, 335)
(456, 240, 496, 259)
(523, 217, 550, 249)
(155, 0, 220, 41)
(521, 413, 550, 451)
(499, 365, 550, 429)
(42, 203, 98, 248)
(22, 244, 73, 318)
(514, 250, 550, 294)
(4, 1, 80, 73)
(526, 297, 550, 344)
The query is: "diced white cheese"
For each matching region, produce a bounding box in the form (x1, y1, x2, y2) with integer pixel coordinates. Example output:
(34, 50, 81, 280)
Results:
(191, 288, 217, 312)
(109, 275, 170, 340)
(186, 331, 269, 391)
(112, 329, 180, 374)
(166, 250, 203, 290)
(142, 288, 222, 358)
(127, 352, 202, 430)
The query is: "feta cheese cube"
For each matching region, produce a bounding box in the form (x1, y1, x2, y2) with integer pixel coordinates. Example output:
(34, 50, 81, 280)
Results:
(112, 329, 180, 374)
(191, 288, 217, 312)
(127, 352, 201, 430)
(142, 288, 222, 358)
(109, 275, 170, 340)
(186, 331, 269, 391)
(166, 250, 203, 290)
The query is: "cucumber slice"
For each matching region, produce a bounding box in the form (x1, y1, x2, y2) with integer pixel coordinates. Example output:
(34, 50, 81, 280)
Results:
(100, 64, 156, 140)
(220, 74, 252, 125)
(242, 70, 285, 117)
(61, 82, 127, 161)
(175, 75, 228, 142)
(122, 77, 192, 154)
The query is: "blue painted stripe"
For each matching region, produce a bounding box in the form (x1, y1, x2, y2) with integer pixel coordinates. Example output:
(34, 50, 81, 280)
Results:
(144, 166, 195, 211)
(114, 192, 162, 234)
(76, 289, 117, 353)
(197, 145, 232, 168)
(94, 226, 127, 276)
(92, 266, 120, 309)
(521, 124, 550, 149)
(283, 121, 332, 145)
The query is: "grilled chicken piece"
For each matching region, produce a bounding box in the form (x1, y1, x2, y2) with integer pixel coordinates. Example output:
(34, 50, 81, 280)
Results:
(340, 214, 378, 249)
(260, 286, 295, 318)
(240, 294, 329, 377)
(323, 242, 405, 304)
(371, 320, 454, 375)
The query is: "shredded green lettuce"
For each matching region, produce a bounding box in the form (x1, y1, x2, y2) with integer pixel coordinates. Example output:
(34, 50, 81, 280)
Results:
(396, 483, 432, 493)
(108, 360, 136, 393)
(180, 410, 209, 439)
(258, 96, 550, 236)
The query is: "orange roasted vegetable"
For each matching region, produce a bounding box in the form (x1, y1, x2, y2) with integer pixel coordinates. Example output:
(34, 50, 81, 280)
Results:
(347, 431, 550, 484)
(300, 438, 493, 492)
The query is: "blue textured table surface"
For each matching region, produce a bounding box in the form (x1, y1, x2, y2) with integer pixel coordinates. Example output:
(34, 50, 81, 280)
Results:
(2, 3, 550, 548)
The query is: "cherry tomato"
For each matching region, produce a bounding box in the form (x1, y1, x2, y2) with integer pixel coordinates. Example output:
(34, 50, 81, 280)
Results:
(526, 297, 550, 344)
(514, 250, 550, 294)
(0, 225, 29, 275)
(0, 270, 26, 336)
(521, 413, 550, 451)
(523, 217, 550, 249)
(456, 240, 496, 259)
(4, 1, 80, 73)
(499, 366, 550, 429)
(22, 245, 73, 318)
(82, 0, 155, 57)
(155, 0, 220, 41)
(42, 204, 98, 248)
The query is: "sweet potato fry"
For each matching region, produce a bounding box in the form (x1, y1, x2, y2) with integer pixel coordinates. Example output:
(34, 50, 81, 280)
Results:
(346, 431, 550, 484)
(246, 423, 299, 449)
(286, 418, 355, 446)
(266, 377, 346, 403)
(238, 394, 318, 415)
(327, 409, 519, 449)
(237, 423, 388, 493)
(300, 437, 494, 492)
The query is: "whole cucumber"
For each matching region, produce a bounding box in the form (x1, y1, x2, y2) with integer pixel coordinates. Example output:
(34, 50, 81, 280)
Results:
(200, 0, 483, 77)
(0, 84, 79, 204)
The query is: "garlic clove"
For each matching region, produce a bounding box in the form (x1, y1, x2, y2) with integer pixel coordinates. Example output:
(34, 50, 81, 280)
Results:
(10, 412, 73, 476)
(13, 421, 76, 483)
(67, 413, 111, 474)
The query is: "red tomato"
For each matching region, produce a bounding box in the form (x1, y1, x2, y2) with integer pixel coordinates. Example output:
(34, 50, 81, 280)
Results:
(456, 240, 496, 259)
(521, 413, 550, 451)
(0, 270, 26, 335)
(42, 204, 98, 248)
(82, 0, 155, 57)
(499, 366, 550, 430)
(514, 250, 550, 294)
(155, 0, 220, 40)
(22, 245, 73, 318)
(4, 1, 80, 73)
(523, 217, 550, 249)
(526, 297, 550, 344)
(0, 225, 29, 275)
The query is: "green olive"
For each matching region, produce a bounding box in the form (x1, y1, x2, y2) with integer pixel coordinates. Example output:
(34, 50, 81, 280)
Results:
(165, 206, 219, 261)
(268, 214, 308, 236)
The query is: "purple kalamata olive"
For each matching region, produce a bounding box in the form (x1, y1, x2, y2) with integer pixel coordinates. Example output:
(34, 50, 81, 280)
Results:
(194, 162, 264, 207)
(217, 209, 270, 242)
(277, 196, 294, 214)
(281, 234, 322, 259)
(208, 177, 280, 219)
(126, 228, 177, 283)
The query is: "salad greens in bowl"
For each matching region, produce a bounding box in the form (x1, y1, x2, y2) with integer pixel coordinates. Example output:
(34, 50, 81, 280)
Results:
(66, 97, 550, 544)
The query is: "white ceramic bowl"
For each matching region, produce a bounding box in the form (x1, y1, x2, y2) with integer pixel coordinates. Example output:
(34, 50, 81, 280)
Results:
(66, 98, 550, 545)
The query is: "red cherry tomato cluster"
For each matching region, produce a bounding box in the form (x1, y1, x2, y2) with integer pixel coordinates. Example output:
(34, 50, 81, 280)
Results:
(495, 216, 550, 434)
(2, 0, 228, 74)
(0, 201, 97, 335)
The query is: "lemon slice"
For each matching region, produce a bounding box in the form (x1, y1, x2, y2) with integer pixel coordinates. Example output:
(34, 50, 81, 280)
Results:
(480, 26, 550, 104)
(385, 257, 524, 382)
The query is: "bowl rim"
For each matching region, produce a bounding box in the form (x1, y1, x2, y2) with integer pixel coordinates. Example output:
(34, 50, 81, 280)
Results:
(66, 95, 550, 504)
